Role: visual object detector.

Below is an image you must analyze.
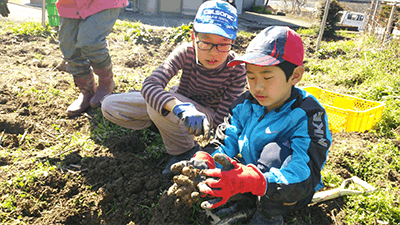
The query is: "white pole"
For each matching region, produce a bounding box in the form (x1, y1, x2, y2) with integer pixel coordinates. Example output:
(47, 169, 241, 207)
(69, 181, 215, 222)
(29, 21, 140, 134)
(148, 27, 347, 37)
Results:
(42, 0, 46, 27)
(315, 0, 331, 52)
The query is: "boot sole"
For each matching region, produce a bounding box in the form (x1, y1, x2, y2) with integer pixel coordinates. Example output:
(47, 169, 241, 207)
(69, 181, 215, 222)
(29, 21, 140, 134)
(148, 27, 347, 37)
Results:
(89, 101, 101, 109)
(67, 109, 86, 117)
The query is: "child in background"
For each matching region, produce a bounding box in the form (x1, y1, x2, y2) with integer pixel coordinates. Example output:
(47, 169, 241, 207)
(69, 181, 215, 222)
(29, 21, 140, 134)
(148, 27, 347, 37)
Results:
(189, 26, 331, 224)
(0, 0, 10, 17)
(56, 0, 128, 116)
(101, 1, 246, 174)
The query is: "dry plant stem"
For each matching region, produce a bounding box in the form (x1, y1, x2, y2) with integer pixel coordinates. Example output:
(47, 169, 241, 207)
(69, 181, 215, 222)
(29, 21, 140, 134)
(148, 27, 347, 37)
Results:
(19, 130, 28, 145)
(0, 130, 5, 146)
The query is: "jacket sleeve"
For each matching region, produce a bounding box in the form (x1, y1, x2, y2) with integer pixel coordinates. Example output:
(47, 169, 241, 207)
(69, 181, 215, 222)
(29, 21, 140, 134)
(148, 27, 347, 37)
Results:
(212, 62, 246, 126)
(211, 93, 250, 167)
(141, 43, 187, 115)
(264, 98, 331, 203)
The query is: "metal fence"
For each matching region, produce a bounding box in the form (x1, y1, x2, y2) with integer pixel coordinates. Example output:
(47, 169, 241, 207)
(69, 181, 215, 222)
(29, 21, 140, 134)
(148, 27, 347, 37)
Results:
(364, 0, 400, 44)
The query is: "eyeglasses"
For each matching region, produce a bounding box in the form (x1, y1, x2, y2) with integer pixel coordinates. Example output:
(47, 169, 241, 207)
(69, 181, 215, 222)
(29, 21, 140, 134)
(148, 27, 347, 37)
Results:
(196, 41, 234, 52)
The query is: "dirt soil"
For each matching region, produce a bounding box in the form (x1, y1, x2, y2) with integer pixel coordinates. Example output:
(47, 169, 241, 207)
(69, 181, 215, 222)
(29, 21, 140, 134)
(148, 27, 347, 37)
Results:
(1, 25, 398, 225)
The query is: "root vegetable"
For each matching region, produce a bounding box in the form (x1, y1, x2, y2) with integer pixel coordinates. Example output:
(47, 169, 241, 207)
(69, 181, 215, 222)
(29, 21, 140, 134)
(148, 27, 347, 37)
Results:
(167, 165, 204, 207)
(213, 153, 235, 170)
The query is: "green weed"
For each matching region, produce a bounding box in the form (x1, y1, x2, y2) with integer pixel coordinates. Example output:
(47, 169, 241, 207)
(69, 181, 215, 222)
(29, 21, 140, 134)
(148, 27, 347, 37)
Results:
(124, 26, 155, 44)
(164, 23, 193, 44)
(344, 190, 400, 224)
(10, 21, 54, 37)
(237, 30, 254, 38)
(296, 26, 319, 36)
(137, 203, 152, 220)
(114, 20, 143, 31)
(140, 129, 165, 159)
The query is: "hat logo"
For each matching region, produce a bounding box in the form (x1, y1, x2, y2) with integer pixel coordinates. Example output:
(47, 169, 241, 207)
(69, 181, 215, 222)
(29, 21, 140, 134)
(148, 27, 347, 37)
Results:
(203, 9, 235, 22)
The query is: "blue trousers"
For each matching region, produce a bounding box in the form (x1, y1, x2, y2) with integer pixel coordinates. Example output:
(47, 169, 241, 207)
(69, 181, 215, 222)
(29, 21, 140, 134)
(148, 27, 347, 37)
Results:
(204, 142, 314, 217)
(59, 8, 120, 77)
(255, 142, 314, 217)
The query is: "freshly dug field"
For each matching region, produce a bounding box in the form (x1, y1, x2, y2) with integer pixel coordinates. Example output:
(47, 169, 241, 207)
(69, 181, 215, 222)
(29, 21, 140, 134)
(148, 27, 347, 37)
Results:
(1, 21, 397, 225)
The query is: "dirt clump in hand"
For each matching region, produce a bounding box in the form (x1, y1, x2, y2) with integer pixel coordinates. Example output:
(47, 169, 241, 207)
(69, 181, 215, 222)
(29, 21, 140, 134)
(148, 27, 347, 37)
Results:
(167, 165, 203, 207)
(167, 153, 235, 207)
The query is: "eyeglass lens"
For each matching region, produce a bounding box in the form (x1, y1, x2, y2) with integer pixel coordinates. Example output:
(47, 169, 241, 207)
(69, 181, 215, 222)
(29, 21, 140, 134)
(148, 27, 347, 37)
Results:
(197, 41, 232, 52)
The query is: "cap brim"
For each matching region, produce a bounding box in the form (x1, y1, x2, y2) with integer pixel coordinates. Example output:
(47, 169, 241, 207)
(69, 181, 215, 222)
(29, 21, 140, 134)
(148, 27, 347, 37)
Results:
(228, 53, 284, 67)
(194, 23, 237, 40)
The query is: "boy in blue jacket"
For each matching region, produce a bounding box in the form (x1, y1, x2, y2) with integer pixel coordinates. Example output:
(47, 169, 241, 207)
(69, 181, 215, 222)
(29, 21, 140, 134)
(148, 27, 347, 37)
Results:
(178, 26, 332, 224)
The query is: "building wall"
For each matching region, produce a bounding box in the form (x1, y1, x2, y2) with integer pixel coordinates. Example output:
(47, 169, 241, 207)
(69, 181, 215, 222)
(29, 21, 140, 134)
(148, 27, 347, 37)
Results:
(242, 0, 265, 10)
(138, 0, 250, 15)
(138, 0, 158, 14)
(182, 0, 203, 15)
(159, 0, 182, 13)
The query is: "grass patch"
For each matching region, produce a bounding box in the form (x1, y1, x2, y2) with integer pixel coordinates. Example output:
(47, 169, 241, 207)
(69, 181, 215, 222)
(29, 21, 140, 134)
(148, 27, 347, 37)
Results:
(250, 5, 272, 14)
(296, 26, 319, 36)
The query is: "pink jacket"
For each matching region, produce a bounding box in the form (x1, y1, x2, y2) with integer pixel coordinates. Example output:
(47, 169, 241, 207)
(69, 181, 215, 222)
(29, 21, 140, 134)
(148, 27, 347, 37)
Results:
(56, 0, 128, 19)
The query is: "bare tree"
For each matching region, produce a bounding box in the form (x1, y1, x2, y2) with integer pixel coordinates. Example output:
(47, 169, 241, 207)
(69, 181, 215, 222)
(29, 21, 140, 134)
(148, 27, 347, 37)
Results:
(281, 0, 307, 14)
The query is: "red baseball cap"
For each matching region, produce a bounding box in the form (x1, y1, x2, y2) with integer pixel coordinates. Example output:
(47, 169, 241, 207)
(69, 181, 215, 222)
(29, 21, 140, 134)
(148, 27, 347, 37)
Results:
(228, 26, 304, 67)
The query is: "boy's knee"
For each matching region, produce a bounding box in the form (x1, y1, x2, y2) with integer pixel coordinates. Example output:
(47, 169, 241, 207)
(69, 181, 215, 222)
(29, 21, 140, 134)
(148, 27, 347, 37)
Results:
(80, 44, 111, 67)
(101, 95, 117, 119)
(257, 142, 292, 173)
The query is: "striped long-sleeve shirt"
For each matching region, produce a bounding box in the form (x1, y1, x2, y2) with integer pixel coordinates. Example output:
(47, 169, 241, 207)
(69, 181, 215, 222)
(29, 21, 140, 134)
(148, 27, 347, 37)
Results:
(141, 42, 246, 128)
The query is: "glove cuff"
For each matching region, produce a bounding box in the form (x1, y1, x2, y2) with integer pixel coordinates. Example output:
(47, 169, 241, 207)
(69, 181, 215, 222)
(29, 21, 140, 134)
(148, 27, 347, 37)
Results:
(193, 151, 215, 169)
(247, 164, 267, 196)
(172, 103, 194, 117)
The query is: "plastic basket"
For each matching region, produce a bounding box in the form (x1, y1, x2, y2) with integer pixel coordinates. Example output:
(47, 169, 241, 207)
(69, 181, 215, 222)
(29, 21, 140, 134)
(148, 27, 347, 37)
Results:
(303, 86, 385, 133)
(46, 0, 59, 27)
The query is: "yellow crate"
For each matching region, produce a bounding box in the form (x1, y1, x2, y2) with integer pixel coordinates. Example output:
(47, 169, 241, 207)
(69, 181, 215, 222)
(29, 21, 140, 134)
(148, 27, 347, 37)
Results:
(303, 86, 385, 133)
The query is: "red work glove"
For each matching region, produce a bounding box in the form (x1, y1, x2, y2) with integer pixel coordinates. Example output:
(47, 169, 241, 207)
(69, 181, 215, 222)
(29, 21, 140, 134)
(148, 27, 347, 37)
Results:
(192, 151, 216, 169)
(171, 151, 216, 173)
(198, 156, 267, 209)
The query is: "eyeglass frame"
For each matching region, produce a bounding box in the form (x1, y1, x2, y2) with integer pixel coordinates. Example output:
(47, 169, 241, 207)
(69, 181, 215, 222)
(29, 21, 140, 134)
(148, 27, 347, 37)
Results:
(195, 40, 235, 52)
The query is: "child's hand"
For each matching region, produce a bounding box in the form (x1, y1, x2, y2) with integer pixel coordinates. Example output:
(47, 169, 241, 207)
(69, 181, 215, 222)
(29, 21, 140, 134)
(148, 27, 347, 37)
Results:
(172, 103, 209, 136)
(167, 152, 215, 207)
(170, 151, 216, 172)
(168, 152, 236, 208)
(197, 155, 267, 209)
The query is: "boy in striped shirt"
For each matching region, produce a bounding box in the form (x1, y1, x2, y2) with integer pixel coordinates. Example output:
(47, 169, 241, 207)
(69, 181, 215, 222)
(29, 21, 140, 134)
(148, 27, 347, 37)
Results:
(101, 0, 246, 174)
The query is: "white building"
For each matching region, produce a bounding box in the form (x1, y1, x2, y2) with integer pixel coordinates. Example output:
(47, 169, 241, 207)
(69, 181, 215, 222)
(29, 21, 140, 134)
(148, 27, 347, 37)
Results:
(128, 0, 268, 15)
